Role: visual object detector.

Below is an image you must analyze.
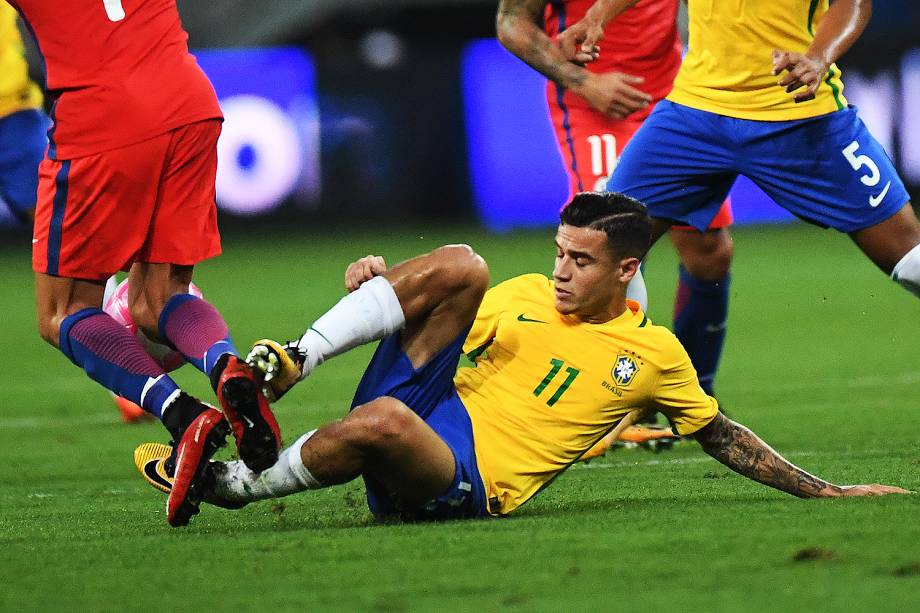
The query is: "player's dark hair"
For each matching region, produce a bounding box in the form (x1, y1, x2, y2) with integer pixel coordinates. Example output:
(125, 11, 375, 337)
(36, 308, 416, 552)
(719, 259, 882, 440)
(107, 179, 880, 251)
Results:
(560, 192, 651, 261)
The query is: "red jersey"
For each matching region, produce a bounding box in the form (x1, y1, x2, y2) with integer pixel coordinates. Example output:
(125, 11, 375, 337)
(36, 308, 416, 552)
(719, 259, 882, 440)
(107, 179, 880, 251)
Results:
(9, 0, 221, 159)
(543, 0, 682, 120)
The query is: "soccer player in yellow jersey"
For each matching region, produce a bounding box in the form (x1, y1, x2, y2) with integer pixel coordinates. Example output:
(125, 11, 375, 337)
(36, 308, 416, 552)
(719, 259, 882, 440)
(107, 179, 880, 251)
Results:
(155, 192, 907, 524)
(584, 0, 920, 307)
(0, 2, 47, 222)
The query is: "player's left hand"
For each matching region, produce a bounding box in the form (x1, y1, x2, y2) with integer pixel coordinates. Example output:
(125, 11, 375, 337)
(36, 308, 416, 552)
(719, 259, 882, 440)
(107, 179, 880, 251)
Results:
(771, 49, 829, 103)
(835, 484, 914, 497)
(345, 255, 387, 292)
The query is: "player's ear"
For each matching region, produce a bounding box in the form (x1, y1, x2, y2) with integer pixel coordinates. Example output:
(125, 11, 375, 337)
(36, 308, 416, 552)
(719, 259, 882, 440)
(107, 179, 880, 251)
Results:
(618, 257, 641, 284)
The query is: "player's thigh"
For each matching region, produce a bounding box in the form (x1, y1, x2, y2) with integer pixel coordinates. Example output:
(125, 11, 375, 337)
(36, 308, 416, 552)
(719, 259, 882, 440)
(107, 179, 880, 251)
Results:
(0, 109, 48, 218)
(389, 245, 487, 368)
(350, 397, 456, 506)
(31, 140, 168, 281)
(742, 106, 910, 238)
(607, 101, 736, 231)
(139, 120, 222, 266)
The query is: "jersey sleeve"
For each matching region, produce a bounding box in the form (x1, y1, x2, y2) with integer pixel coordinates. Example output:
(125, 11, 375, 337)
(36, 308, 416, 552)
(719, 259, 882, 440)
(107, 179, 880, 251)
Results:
(650, 334, 719, 436)
(462, 277, 520, 360)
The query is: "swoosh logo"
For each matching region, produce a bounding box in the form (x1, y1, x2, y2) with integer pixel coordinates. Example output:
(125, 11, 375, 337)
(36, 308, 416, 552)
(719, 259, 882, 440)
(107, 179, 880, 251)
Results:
(143, 459, 174, 492)
(517, 314, 548, 324)
(869, 180, 891, 208)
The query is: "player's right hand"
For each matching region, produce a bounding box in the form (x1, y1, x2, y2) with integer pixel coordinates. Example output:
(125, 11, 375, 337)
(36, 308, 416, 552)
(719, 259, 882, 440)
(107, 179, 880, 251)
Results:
(557, 18, 603, 65)
(575, 72, 651, 119)
(345, 255, 387, 292)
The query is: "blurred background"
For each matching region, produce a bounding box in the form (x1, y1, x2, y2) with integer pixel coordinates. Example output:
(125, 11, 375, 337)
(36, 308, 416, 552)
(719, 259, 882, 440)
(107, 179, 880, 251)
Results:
(2, 0, 918, 230)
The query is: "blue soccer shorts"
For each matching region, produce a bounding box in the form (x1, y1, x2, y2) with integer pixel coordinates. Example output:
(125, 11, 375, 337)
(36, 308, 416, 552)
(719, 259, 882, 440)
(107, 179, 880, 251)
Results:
(607, 100, 910, 233)
(0, 109, 48, 221)
(351, 326, 488, 520)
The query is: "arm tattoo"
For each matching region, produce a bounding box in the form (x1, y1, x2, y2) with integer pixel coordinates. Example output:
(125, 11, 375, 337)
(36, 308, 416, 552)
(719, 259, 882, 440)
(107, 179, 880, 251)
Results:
(497, 0, 587, 89)
(693, 413, 842, 498)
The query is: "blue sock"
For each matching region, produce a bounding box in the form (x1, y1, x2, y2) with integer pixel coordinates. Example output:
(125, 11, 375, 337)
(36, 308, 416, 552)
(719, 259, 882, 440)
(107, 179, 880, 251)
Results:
(59, 308, 181, 419)
(157, 294, 238, 378)
(673, 265, 730, 396)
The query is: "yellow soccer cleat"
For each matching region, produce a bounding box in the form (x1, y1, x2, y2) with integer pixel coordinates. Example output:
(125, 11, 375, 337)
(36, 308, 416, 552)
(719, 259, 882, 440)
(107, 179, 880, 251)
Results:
(618, 425, 678, 444)
(246, 338, 305, 402)
(133, 442, 174, 494)
(580, 408, 680, 462)
(580, 438, 613, 461)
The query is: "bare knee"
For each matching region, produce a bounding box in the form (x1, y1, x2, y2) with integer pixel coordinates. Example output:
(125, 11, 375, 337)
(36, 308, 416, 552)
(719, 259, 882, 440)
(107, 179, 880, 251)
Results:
(35, 275, 106, 348)
(344, 397, 417, 452)
(672, 229, 734, 280)
(429, 244, 489, 297)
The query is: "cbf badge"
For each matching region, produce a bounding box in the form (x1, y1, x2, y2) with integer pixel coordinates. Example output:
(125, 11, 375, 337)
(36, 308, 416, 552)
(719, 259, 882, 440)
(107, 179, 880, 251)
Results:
(612, 355, 639, 387)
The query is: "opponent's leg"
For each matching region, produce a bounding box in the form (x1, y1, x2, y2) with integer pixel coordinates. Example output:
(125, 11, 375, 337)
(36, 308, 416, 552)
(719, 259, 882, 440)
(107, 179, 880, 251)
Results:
(211, 396, 456, 508)
(669, 227, 733, 396)
(128, 262, 236, 379)
(850, 203, 920, 296)
(129, 261, 281, 472)
(35, 273, 206, 439)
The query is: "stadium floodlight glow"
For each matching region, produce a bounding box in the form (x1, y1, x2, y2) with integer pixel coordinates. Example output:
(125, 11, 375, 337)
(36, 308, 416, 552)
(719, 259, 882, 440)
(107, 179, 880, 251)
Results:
(902, 50, 920, 183)
(360, 29, 405, 70)
(193, 46, 319, 217)
(216, 94, 304, 216)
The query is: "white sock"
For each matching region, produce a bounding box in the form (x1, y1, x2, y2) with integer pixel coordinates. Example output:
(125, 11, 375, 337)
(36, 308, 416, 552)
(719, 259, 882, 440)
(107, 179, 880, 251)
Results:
(214, 431, 321, 502)
(296, 275, 405, 377)
(891, 243, 920, 298)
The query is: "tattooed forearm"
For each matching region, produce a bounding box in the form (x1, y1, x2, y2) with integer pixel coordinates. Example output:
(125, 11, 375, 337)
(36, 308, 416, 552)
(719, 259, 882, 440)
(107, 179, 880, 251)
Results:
(496, 0, 588, 89)
(693, 413, 843, 498)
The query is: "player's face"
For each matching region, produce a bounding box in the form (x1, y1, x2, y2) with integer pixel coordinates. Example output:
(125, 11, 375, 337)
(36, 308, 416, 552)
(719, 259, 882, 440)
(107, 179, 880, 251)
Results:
(553, 224, 637, 322)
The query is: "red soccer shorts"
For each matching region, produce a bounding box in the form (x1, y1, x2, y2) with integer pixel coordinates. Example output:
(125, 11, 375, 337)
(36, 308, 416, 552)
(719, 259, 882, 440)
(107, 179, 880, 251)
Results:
(33, 120, 223, 281)
(548, 99, 732, 230)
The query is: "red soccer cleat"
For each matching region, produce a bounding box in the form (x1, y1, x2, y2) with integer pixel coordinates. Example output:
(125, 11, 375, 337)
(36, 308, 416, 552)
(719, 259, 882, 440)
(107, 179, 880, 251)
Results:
(167, 408, 229, 527)
(216, 355, 282, 472)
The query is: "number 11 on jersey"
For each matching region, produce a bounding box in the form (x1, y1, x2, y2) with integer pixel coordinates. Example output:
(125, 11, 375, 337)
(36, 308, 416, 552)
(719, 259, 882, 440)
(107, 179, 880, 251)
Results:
(103, 0, 126, 22)
(533, 358, 580, 407)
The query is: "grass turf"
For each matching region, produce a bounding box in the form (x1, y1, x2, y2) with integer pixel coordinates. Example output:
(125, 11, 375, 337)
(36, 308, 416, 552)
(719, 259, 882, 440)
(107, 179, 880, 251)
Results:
(0, 222, 918, 611)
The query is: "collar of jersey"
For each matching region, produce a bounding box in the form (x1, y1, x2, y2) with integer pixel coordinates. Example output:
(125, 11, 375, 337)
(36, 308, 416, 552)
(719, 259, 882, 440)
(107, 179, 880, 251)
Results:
(563, 299, 644, 329)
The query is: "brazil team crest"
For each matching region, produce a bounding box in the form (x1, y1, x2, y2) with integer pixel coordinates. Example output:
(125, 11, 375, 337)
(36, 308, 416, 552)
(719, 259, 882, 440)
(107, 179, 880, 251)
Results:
(612, 355, 639, 387)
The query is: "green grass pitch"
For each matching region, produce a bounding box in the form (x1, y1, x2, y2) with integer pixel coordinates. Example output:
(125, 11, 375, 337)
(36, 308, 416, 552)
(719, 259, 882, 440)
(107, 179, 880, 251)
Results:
(0, 222, 918, 611)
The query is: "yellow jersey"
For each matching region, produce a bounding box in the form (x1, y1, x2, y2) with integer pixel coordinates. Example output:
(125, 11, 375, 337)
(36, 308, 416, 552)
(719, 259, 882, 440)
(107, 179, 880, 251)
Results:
(0, 2, 42, 118)
(668, 0, 846, 121)
(456, 274, 718, 516)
